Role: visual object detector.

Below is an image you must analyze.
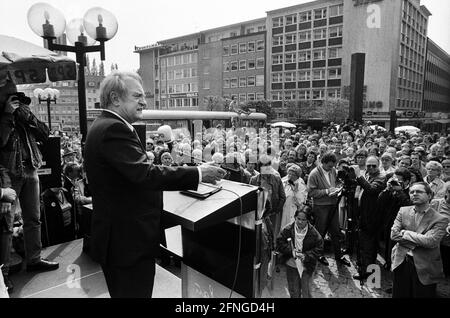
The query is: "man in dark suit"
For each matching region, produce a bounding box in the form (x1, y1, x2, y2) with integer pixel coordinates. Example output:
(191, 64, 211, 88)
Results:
(391, 182, 448, 298)
(84, 72, 225, 298)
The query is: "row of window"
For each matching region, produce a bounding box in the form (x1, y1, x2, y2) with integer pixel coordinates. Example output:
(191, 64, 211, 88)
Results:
(402, 0, 428, 34)
(271, 4, 344, 27)
(223, 75, 265, 88)
(160, 53, 198, 67)
(161, 83, 198, 94)
(396, 99, 422, 109)
(223, 41, 265, 56)
(224, 59, 265, 72)
(272, 68, 341, 82)
(398, 78, 423, 92)
(272, 47, 342, 63)
(271, 88, 341, 101)
(272, 26, 343, 45)
(161, 97, 199, 108)
(224, 93, 265, 103)
(161, 68, 198, 80)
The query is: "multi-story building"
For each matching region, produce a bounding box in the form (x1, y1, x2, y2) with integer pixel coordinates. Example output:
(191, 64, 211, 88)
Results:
(136, 0, 448, 128)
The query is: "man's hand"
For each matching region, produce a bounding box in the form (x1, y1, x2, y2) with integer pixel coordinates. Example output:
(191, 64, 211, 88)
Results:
(4, 96, 20, 114)
(1, 188, 17, 203)
(200, 164, 227, 185)
(0, 202, 12, 215)
(14, 104, 32, 122)
(446, 224, 450, 235)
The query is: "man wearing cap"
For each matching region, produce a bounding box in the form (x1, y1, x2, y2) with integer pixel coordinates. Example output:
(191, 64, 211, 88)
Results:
(0, 80, 59, 293)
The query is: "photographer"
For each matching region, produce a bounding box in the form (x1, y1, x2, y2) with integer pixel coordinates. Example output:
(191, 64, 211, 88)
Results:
(352, 156, 386, 281)
(0, 80, 58, 293)
(378, 168, 412, 272)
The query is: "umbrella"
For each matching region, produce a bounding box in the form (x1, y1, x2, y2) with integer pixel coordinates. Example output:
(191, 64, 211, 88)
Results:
(271, 121, 296, 129)
(0, 35, 76, 87)
(395, 126, 421, 134)
(370, 125, 387, 131)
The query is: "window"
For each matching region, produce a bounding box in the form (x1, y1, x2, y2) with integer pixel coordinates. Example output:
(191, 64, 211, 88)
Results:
(231, 61, 238, 71)
(258, 25, 266, 32)
(239, 43, 247, 54)
(285, 33, 297, 44)
(256, 75, 264, 86)
(248, 42, 255, 52)
(286, 14, 297, 25)
(298, 90, 311, 100)
(273, 17, 284, 27)
(247, 76, 256, 86)
(239, 77, 247, 87)
(298, 70, 311, 81)
(285, 72, 296, 82)
(174, 70, 183, 79)
(246, 28, 255, 34)
(248, 93, 256, 101)
(256, 40, 265, 51)
(231, 44, 238, 55)
(248, 59, 256, 69)
(328, 47, 342, 59)
(329, 4, 344, 17)
(299, 11, 312, 22)
(313, 49, 326, 60)
(272, 91, 282, 101)
(285, 53, 296, 64)
(273, 35, 283, 46)
(314, 8, 327, 20)
(224, 79, 230, 89)
(298, 50, 311, 62)
(285, 91, 296, 100)
(328, 88, 341, 99)
(299, 31, 312, 42)
(231, 78, 238, 88)
(256, 58, 264, 68)
(272, 54, 283, 64)
(191, 68, 197, 77)
(239, 94, 247, 103)
(312, 89, 325, 99)
(256, 93, 265, 100)
(272, 73, 283, 83)
(223, 46, 230, 56)
(203, 80, 210, 89)
(328, 68, 341, 79)
(313, 28, 327, 40)
(167, 57, 174, 66)
(239, 60, 246, 70)
(313, 69, 325, 80)
(224, 62, 230, 72)
(183, 68, 190, 78)
(175, 55, 182, 65)
(329, 26, 343, 38)
(203, 66, 210, 75)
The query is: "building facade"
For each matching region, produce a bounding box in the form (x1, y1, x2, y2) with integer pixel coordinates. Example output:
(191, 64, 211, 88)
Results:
(136, 0, 448, 127)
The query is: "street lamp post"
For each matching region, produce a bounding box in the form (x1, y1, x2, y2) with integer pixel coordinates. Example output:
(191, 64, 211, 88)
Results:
(33, 87, 60, 131)
(27, 3, 118, 143)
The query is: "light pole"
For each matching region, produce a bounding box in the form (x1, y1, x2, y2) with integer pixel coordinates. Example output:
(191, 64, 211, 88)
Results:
(33, 87, 60, 131)
(27, 3, 118, 143)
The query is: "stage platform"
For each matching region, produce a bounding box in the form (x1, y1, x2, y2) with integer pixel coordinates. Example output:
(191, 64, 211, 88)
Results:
(8, 239, 182, 298)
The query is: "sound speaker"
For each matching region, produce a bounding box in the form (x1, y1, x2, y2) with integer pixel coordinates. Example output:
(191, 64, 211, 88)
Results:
(350, 53, 365, 123)
(38, 136, 62, 189)
(133, 123, 147, 148)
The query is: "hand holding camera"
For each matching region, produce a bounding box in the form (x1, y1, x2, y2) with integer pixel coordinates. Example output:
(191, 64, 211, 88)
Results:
(4, 95, 20, 114)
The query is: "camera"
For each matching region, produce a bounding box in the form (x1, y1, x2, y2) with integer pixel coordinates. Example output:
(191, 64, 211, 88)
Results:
(337, 165, 357, 192)
(7, 92, 31, 106)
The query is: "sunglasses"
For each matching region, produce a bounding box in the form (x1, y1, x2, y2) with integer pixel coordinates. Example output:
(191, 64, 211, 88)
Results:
(366, 165, 378, 168)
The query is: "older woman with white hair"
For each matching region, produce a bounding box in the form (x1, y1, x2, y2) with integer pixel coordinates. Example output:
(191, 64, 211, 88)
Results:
(425, 161, 446, 199)
(280, 164, 308, 230)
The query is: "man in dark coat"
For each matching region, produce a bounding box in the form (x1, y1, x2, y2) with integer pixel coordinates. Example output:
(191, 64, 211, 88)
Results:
(353, 156, 386, 280)
(84, 72, 225, 298)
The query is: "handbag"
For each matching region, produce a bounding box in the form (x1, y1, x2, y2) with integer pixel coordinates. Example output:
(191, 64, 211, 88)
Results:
(57, 190, 72, 227)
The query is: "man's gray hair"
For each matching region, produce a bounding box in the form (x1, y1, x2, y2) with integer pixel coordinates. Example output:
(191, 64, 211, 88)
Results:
(99, 71, 142, 108)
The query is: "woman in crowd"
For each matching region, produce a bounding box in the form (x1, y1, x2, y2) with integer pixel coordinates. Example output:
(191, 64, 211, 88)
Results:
(277, 207, 323, 298)
(300, 151, 318, 183)
(281, 164, 308, 230)
(425, 161, 446, 199)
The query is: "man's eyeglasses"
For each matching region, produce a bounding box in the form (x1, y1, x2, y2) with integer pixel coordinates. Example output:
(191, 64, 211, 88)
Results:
(366, 165, 377, 168)
(409, 190, 426, 195)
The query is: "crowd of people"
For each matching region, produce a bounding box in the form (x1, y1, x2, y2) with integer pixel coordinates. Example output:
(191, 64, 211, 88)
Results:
(1, 71, 450, 298)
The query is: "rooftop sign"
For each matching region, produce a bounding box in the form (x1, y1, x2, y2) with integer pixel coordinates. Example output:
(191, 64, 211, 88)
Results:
(353, 0, 383, 6)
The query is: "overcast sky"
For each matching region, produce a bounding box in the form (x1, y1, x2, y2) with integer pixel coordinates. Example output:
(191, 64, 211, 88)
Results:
(1, 0, 449, 72)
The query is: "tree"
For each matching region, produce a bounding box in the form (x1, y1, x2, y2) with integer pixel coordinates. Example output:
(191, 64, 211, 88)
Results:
(204, 96, 225, 111)
(319, 99, 349, 124)
(91, 58, 98, 76)
(99, 61, 105, 76)
(242, 100, 276, 121)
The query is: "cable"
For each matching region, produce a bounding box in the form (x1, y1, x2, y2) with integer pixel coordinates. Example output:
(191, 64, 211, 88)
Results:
(220, 187, 243, 299)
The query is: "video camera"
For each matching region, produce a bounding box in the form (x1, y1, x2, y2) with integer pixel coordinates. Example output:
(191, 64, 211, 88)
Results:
(337, 165, 358, 192)
(7, 92, 31, 105)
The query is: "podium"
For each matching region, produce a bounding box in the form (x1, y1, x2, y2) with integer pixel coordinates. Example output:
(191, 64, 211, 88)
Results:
(162, 180, 265, 298)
